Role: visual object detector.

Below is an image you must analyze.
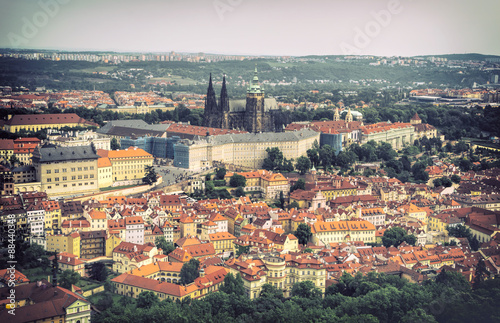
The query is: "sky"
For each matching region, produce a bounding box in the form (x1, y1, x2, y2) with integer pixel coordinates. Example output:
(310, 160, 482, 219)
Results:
(1, 0, 499, 57)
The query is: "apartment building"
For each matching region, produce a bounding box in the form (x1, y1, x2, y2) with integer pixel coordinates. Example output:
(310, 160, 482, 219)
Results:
(32, 145, 99, 197)
(97, 147, 153, 182)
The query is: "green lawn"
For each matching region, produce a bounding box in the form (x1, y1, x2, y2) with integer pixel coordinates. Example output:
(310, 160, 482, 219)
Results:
(76, 278, 102, 291)
(86, 291, 134, 308)
(23, 267, 51, 282)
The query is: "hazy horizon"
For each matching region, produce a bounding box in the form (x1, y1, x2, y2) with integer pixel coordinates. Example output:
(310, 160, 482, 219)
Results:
(1, 0, 499, 57)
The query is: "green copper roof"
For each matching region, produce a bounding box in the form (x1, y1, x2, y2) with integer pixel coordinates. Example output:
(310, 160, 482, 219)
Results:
(247, 65, 264, 94)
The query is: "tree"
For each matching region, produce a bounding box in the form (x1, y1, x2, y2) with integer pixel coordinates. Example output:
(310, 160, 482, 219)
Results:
(234, 186, 246, 197)
(23, 243, 46, 268)
(137, 291, 159, 308)
(110, 137, 120, 150)
(259, 283, 284, 300)
(88, 262, 108, 282)
(263, 147, 284, 171)
(295, 156, 312, 175)
(290, 178, 305, 192)
(205, 180, 215, 194)
(319, 145, 335, 169)
(180, 258, 200, 285)
(307, 148, 320, 167)
(382, 227, 416, 247)
(216, 167, 227, 180)
(451, 174, 461, 184)
(279, 191, 285, 209)
(52, 251, 59, 286)
(236, 245, 250, 257)
(142, 165, 157, 185)
(294, 223, 312, 246)
(155, 236, 175, 255)
(291, 280, 322, 299)
(219, 273, 245, 295)
(376, 142, 397, 161)
(288, 201, 300, 210)
(230, 174, 246, 188)
(59, 269, 80, 289)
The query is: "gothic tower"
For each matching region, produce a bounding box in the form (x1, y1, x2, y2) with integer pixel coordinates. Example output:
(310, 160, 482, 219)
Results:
(203, 73, 218, 128)
(220, 75, 230, 129)
(245, 66, 266, 133)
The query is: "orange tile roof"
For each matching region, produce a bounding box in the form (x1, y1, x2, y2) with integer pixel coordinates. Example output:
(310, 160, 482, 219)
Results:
(97, 157, 112, 168)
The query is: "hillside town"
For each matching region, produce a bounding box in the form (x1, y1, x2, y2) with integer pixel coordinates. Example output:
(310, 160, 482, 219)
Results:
(0, 60, 499, 323)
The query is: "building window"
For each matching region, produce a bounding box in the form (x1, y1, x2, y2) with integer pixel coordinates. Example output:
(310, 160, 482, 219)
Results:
(46, 170, 51, 174)
(71, 168, 76, 172)
(72, 176, 76, 180)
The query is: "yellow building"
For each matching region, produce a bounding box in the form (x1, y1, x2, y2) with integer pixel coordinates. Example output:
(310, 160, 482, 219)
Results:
(225, 170, 290, 199)
(32, 145, 99, 197)
(2, 113, 96, 133)
(175, 128, 320, 171)
(0, 139, 14, 161)
(106, 234, 122, 257)
(228, 253, 326, 298)
(315, 181, 358, 201)
(97, 157, 113, 188)
(311, 220, 376, 245)
(401, 203, 428, 227)
(41, 200, 62, 233)
(361, 122, 415, 150)
(47, 232, 81, 257)
(128, 261, 183, 283)
(97, 147, 153, 182)
(179, 217, 197, 238)
(208, 232, 236, 254)
(428, 213, 461, 232)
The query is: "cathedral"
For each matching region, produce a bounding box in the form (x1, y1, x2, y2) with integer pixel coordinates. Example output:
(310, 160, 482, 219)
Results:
(203, 67, 278, 133)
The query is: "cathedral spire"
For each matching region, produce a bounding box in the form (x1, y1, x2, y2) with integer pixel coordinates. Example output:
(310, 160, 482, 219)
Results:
(203, 73, 218, 127)
(220, 74, 230, 112)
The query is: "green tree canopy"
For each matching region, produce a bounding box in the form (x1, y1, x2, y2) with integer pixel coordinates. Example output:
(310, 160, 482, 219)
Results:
(382, 227, 416, 248)
(291, 280, 322, 298)
(59, 270, 80, 289)
(180, 258, 200, 285)
(290, 178, 305, 192)
(230, 174, 246, 188)
(155, 236, 175, 255)
(294, 223, 312, 246)
(295, 156, 312, 175)
(234, 186, 246, 197)
(142, 165, 157, 185)
(216, 167, 227, 180)
(137, 291, 159, 308)
(110, 137, 120, 150)
(219, 273, 245, 295)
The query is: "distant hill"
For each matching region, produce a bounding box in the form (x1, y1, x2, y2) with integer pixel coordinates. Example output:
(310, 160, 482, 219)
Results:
(426, 53, 500, 61)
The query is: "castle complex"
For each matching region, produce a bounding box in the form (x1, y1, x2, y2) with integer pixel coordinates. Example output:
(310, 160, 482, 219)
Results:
(203, 67, 279, 133)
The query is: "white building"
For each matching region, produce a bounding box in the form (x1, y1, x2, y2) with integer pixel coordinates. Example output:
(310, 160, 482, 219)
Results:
(26, 203, 46, 237)
(125, 216, 145, 245)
